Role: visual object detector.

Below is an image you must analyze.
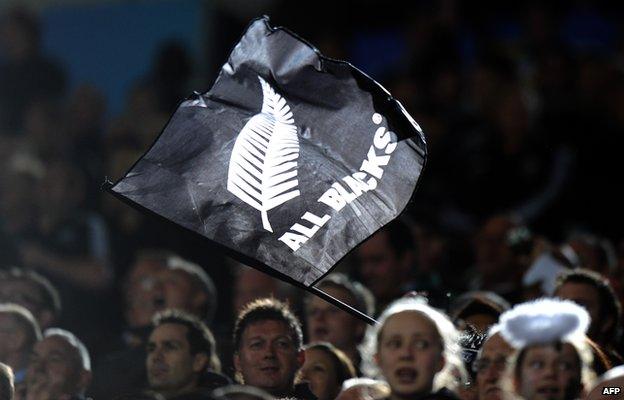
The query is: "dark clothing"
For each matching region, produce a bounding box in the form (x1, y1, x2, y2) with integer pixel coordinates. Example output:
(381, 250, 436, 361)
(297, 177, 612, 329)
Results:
(168, 372, 231, 400)
(288, 382, 317, 400)
(383, 388, 460, 400)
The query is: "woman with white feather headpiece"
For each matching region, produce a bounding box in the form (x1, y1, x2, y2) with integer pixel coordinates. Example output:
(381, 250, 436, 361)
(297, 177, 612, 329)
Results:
(498, 298, 596, 400)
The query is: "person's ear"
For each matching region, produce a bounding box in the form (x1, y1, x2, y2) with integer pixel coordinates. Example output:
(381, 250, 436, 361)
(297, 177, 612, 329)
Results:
(233, 352, 245, 384)
(78, 370, 92, 393)
(192, 291, 209, 312)
(436, 354, 446, 373)
(192, 352, 209, 373)
(297, 349, 305, 368)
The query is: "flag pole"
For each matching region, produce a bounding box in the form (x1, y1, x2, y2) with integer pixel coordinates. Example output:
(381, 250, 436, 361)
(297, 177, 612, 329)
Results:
(309, 286, 377, 325)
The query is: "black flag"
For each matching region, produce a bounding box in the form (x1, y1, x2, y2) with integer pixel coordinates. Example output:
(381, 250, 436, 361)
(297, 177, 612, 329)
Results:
(107, 17, 426, 304)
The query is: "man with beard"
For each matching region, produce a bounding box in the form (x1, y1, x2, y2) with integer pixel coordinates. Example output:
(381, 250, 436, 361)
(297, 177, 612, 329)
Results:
(233, 298, 314, 399)
(146, 309, 228, 399)
(25, 328, 91, 400)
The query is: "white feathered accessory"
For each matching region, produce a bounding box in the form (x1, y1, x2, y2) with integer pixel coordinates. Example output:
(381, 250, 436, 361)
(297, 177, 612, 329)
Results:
(499, 298, 590, 349)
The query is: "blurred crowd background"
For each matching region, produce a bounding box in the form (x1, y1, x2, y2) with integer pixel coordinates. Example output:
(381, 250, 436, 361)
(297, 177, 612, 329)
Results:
(0, 0, 623, 398)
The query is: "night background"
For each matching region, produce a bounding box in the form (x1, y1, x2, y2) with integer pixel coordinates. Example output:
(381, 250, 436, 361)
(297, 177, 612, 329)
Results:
(0, 0, 623, 397)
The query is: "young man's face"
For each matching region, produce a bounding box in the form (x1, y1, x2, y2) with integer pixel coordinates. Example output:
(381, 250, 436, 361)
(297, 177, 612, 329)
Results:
(234, 319, 303, 396)
(146, 323, 206, 396)
(515, 343, 582, 400)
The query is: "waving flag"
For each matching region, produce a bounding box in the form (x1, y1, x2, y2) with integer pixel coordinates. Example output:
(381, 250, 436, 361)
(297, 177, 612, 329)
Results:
(106, 17, 426, 293)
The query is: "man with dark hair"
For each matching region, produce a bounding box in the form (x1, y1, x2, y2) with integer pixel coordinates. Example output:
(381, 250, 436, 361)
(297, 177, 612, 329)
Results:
(146, 309, 228, 399)
(450, 291, 510, 333)
(0, 267, 61, 329)
(554, 268, 623, 363)
(355, 218, 416, 310)
(25, 328, 92, 400)
(305, 273, 373, 373)
(233, 298, 313, 399)
(0, 303, 41, 390)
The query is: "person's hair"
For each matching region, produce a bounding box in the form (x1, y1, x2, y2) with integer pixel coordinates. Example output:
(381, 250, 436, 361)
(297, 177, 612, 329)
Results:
(0, 362, 14, 400)
(361, 296, 461, 392)
(152, 309, 221, 372)
(585, 337, 612, 375)
(340, 378, 390, 399)
(0, 303, 41, 346)
(0, 267, 61, 317)
(43, 328, 91, 371)
(449, 291, 510, 325)
(233, 298, 303, 351)
(304, 342, 356, 385)
(212, 384, 275, 400)
(555, 269, 622, 343)
(313, 273, 375, 317)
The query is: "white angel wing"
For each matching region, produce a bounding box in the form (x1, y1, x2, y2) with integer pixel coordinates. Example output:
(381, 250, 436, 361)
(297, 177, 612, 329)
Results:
(227, 76, 300, 232)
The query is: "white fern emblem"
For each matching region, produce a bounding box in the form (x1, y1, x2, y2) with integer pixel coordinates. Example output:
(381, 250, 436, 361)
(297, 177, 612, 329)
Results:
(227, 76, 300, 233)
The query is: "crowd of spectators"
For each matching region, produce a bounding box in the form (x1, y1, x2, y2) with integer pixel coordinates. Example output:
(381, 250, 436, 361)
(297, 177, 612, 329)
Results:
(0, 1, 623, 399)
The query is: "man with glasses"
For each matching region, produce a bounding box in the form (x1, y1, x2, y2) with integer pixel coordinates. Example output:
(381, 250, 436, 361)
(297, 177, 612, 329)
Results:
(473, 325, 513, 400)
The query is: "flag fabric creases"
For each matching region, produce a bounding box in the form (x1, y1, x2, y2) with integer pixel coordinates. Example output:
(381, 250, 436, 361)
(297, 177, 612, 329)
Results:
(107, 16, 427, 287)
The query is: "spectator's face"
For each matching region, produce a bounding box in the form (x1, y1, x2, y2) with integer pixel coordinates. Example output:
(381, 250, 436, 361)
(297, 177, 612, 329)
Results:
(554, 282, 602, 340)
(158, 269, 206, 317)
(146, 323, 205, 396)
(475, 333, 514, 400)
(515, 343, 581, 400)
(0, 279, 54, 329)
(375, 311, 444, 398)
(474, 217, 514, 277)
(234, 319, 303, 396)
(124, 260, 166, 328)
(357, 231, 407, 301)
(298, 348, 340, 400)
(26, 336, 90, 398)
(306, 286, 365, 352)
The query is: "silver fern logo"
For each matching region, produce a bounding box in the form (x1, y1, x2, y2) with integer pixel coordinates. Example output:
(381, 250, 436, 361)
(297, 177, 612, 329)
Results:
(227, 76, 300, 233)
